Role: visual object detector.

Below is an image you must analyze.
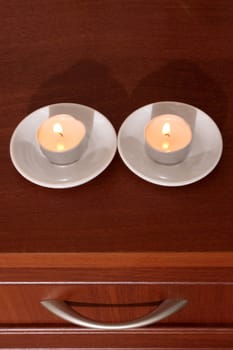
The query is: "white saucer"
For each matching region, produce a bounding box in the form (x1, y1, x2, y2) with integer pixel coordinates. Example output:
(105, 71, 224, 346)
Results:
(10, 103, 117, 188)
(118, 102, 223, 186)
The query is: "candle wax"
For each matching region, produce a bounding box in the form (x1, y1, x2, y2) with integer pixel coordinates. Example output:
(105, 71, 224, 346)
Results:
(145, 114, 192, 152)
(37, 114, 86, 152)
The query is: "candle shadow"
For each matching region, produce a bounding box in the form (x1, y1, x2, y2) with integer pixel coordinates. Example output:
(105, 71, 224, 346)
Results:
(28, 59, 129, 180)
(29, 59, 129, 131)
(130, 60, 227, 130)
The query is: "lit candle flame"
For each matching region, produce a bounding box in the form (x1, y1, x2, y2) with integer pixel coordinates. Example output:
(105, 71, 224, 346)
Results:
(162, 122, 171, 136)
(53, 123, 64, 137)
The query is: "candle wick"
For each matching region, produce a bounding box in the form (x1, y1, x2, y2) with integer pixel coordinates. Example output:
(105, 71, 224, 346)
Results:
(58, 132, 64, 137)
(165, 133, 170, 137)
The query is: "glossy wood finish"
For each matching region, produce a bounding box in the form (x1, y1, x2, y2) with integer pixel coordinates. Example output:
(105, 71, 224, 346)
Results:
(1, 283, 233, 325)
(0, 1, 233, 348)
(0, 0, 233, 255)
(0, 327, 232, 348)
(1, 266, 233, 283)
(0, 252, 233, 268)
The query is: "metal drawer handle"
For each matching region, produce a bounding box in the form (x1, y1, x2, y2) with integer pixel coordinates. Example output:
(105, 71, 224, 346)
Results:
(41, 299, 187, 330)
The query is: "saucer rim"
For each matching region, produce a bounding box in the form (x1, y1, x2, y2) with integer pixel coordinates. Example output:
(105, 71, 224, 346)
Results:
(117, 101, 223, 187)
(10, 103, 117, 189)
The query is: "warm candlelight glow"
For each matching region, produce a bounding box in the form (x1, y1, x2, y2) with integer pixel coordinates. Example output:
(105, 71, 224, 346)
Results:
(56, 143, 65, 151)
(145, 114, 193, 165)
(53, 123, 63, 136)
(37, 114, 87, 165)
(162, 122, 171, 136)
(162, 142, 170, 150)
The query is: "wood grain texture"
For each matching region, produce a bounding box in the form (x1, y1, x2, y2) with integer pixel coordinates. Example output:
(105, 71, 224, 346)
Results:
(0, 252, 232, 268)
(0, 283, 232, 325)
(1, 267, 233, 283)
(0, 0, 232, 254)
(0, 327, 232, 348)
(0, 1, 233, 347)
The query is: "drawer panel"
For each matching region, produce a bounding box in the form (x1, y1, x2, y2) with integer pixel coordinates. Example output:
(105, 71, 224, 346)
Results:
(0, 327, 232, 348)
(0, 284, 232, 326)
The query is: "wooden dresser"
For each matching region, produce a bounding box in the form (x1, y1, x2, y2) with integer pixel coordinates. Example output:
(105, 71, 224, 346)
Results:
(0, 1, 232, 348)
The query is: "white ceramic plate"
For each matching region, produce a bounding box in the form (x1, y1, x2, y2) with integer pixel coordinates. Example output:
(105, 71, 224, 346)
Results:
(10, 103, 117, 188)
(118, 101, 223, 186)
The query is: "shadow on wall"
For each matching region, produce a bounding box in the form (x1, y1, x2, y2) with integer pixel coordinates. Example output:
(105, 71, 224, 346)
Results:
(29, 59, 129, 130)
(131, 60, 227, 129)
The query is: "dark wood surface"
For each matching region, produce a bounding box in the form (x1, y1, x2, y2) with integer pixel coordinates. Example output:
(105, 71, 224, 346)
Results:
(0, 0, 233, 254)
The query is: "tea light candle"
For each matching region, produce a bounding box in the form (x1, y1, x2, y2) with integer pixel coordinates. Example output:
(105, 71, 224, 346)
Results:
(145, 114, 192, 165)
(37, 114, 87, 165)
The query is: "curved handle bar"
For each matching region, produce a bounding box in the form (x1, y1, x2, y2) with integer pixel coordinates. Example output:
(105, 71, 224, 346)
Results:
(41, 298, 187, 330)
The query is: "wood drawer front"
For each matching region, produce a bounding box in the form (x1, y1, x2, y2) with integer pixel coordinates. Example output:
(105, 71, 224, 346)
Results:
(0, 284, 232, 326)
(0, 327, 233, 348)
